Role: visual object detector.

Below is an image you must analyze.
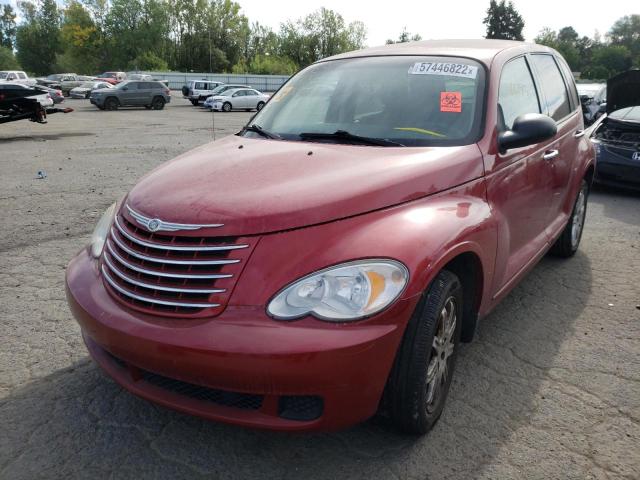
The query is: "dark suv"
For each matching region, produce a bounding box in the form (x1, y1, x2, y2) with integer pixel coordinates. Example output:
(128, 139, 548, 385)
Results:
(90, 81, 171, 110)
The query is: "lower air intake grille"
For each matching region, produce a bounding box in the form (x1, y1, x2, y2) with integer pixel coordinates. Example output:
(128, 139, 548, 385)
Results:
(278, 395, 324, 421)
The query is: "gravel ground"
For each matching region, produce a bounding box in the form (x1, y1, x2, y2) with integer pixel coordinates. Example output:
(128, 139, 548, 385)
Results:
(1, 99, 639, 480)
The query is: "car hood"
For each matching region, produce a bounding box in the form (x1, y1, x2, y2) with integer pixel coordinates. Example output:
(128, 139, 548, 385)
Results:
(607, 70, 640, 114)
(125, 136, 483, 236)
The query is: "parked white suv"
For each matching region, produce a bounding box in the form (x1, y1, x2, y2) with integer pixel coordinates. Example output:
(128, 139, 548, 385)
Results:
(0, 71, 37, 86)
(184, 80, 224, 105)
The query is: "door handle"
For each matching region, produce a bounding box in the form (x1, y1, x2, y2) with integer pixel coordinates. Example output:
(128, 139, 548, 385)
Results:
(574, 130, 585, 138)
(543, 149, 559, 161)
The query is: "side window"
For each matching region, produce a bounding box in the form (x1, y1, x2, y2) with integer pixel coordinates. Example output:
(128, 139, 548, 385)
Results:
(18, 72, 26, 79)
(555, 56, 579, 111)
(195, 82, 205, 90)
(530, 54, 572, 121)
(498, 56, 541, 129)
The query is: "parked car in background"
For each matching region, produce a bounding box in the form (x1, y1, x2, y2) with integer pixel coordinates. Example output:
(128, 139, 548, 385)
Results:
(577, 82, 606, 125)
(90, 80, 171, 110)
(590, 70, 640, 191)
(36, 73, 67, 88)
(98, 72, 127, 85)
(66, 40, 594, 435)
(70, 81, 114, 99)
(59, 75, 96, 95)
(128, 73, 154, 81)
(202, 84, 250, 109)
(37, 85, 65, 104)
(0, 71, 37, 86)
(207, 88, 269, 112)
(185, 80, 225, 105)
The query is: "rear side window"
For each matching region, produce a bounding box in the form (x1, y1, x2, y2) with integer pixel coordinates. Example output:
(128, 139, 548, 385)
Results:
(498, 56, 541, 129)
(555, 57, 579, 109)
(530, 54, 572, 121)
(195, 82, 205, 89)
(18, 72, 26, 79)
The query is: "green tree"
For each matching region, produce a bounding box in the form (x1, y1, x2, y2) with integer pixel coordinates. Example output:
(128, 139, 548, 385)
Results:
(279, 8, 366, 68)
(248, 54, 297, 75)
(128, 50, 169, 70)
(483, 0, 524, 41)
(16, 0, 62, 75)
(608, 15, 640, 67)
(386, 27, 422, 44)
(0, 4, 17, 49)
(590, 44, 632, 77)
(58, 1, 99, 73)
(0, 45, 20, 69)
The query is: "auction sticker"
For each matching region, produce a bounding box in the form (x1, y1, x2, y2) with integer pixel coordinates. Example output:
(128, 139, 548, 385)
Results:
(410, 62, 478, 79)
(440, 92, 462, 113)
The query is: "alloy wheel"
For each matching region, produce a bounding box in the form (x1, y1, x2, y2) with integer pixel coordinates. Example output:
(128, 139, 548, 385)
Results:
(425, 296, 457, 413)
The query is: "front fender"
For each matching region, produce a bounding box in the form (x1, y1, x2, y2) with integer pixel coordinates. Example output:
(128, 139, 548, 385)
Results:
(231, 177, 497, 321)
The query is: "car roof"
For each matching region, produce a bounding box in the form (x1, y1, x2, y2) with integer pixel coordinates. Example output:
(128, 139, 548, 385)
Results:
(321, 39, 554, 67)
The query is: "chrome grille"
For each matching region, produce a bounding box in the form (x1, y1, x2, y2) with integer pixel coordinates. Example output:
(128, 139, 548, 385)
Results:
(101, 209, 255, 317)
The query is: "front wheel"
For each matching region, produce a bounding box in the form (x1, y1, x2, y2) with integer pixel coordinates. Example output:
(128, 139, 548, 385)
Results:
(550, 179, 589, 257)
(104, 97, 118, 111)
(152, 97, 165, 110)
(222, 102, 232, 112)
(386, 269, 463, 434)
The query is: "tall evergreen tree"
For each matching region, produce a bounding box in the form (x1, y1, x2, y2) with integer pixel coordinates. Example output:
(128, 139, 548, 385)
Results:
(483, 0, 524, 41)
(0, 4, 17, 49)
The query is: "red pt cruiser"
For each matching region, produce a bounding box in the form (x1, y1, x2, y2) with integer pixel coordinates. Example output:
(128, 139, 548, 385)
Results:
(66, 40, 594, 434)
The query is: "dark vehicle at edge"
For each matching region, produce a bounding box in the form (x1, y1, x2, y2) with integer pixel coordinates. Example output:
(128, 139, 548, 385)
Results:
(90, 80, 171, 111)
(591, 70, 640, 191)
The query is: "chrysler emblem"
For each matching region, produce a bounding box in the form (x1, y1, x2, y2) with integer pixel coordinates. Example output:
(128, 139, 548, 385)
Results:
(147, 219, 161, 231)
(126, 205, 225, 232)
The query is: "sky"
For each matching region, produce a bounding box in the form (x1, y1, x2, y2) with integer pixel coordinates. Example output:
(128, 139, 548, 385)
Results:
(0, 0, 637, 45)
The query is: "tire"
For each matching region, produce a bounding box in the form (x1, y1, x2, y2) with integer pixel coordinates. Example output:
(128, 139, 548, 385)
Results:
(104, 97, 119, 111)
(190, 99, 198, 106)
(222, 102, 232, 112)
(256, 101, 265, 111)
(386, 270, 463, 434)
(550, 179, 589, 257)
(152, 96, 165, 110)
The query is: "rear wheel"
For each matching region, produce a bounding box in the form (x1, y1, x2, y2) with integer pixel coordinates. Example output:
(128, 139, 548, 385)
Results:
(550, 179, 589, 257)
(190, 99, 198, 106)
(256, 101, 265, 111)
(222, 102, 232, 112)
(152, 96, 165, 110)
(104, 97, 119, 111)
(386, 270, 463, 434)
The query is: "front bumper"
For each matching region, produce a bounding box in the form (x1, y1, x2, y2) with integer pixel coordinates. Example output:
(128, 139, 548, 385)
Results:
(66, 249, 414, 431)
(594, 144, 640, 190)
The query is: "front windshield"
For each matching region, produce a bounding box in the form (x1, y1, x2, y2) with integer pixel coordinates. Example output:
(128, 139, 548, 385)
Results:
(47, 74, 63, 80)
(0, 72, 8, 79)
(115, 81, 130, 89)
(211, 85, 229, 95)
(247, 56, 486, 147)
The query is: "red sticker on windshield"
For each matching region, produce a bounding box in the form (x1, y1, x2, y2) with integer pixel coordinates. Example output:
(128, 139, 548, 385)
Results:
(440, 92, 462, 112)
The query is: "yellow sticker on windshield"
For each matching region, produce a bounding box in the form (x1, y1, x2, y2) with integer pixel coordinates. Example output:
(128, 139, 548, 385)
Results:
(394, 127, 447, 138)
(271, 85, 293, 102)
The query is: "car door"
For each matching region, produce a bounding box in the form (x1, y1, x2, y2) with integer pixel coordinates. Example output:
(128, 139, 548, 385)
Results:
(528, 54, 581, 240)
(231, 90, 246, 109)
(119, 82, 138, 105)
(244, 90, 259, 109)
(485, 55, 555, 294)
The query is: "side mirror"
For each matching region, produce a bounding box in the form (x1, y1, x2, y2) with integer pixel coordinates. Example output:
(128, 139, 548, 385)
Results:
(498, 113, 557, 153)
(122, 86, 128, 91)
(598, 102, 606, 113)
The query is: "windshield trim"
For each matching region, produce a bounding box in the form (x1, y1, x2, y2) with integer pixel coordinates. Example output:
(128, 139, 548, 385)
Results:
(245, 54, 489, 148)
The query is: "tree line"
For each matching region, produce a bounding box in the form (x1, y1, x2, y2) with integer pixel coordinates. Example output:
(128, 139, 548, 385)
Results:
(0, 0, 639, 80)
(483, 1, 640, 80)
(0, 0, 366, 76)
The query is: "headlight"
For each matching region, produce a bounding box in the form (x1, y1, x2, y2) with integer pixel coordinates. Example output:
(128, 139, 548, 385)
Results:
(267, 260, 409, 322)
(90, 202, 116, 258)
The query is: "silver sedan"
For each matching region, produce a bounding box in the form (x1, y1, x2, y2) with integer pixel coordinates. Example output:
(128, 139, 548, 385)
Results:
(208, 88, 270, 112)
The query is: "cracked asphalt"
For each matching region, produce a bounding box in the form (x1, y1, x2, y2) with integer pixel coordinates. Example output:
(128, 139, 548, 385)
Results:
(1, 100, 639, 479)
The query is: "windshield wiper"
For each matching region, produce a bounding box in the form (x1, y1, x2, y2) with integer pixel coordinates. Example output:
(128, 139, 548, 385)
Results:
(241, 124, 281, 139)
(299, 130, 405, 147)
